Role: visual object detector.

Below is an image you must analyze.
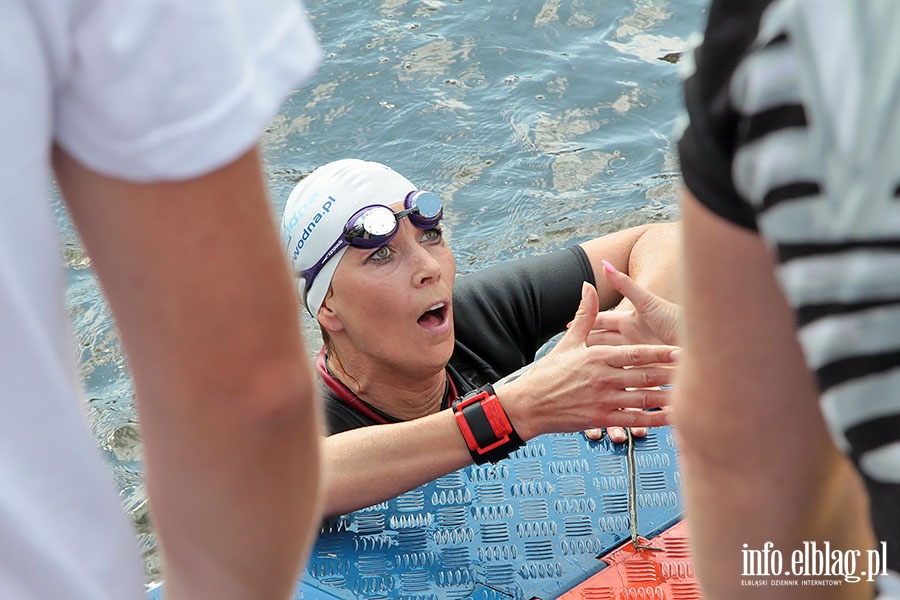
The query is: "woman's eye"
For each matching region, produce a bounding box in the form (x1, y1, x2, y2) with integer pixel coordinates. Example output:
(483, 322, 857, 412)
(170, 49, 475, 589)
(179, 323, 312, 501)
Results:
(420, 227, 442, 243)
(368, 245, 392, 262)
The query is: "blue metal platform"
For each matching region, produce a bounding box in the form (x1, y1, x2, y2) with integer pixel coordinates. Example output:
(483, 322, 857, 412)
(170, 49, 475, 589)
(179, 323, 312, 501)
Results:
(148, 427, 683, 599)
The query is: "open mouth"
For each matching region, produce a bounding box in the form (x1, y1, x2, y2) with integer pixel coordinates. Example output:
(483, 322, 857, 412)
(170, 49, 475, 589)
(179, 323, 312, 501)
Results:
(417, 302, 448, 330)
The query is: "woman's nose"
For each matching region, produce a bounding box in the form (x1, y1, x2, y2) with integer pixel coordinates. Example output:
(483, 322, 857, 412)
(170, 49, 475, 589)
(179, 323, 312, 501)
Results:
(411, 242, 442, 286)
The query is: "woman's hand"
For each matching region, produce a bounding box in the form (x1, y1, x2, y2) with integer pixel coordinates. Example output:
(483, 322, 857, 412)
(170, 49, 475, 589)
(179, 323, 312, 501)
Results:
(498, 282, 678, 442)
(585, 261, 682, 442)
(585, 259, 681, 347)
(584, 422, 646, 444)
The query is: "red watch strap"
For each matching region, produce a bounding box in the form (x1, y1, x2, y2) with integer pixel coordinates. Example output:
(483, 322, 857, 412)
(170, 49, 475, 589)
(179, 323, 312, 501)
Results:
(454, 391, 513, 455)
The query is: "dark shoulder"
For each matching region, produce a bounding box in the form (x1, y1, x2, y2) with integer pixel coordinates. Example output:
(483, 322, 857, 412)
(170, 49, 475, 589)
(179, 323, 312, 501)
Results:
(454, 246, 592, 307)
(450, 246, 593, 382)
(322, 387, 379, 435)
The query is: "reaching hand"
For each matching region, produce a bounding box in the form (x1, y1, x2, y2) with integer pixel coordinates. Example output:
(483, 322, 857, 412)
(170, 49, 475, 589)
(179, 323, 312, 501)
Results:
(498, 282, 678, 441)
(585, 259, 681, 347)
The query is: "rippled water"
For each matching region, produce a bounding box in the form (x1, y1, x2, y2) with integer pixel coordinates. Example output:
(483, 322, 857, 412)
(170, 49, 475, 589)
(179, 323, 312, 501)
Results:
(57, 0, 708, 583)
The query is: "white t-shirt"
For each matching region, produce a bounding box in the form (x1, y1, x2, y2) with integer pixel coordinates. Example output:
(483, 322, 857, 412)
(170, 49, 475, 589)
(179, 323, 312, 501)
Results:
(0, 1, 320, 597)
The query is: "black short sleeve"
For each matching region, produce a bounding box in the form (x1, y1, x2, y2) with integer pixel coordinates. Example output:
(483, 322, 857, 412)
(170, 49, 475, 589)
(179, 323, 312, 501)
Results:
(678, 0, 771, 231)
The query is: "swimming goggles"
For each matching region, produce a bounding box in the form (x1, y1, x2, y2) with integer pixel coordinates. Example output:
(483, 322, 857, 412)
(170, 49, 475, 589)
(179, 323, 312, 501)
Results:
(301, 190, 443, 293)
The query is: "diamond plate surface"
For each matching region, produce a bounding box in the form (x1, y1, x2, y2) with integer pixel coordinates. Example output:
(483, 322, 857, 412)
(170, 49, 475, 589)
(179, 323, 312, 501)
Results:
(556, 521, 703, 600)
(147, 427, 683, 600)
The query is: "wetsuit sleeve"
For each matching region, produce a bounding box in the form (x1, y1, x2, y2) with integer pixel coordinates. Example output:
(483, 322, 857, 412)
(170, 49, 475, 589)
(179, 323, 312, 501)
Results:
(451, 246, 594, 384)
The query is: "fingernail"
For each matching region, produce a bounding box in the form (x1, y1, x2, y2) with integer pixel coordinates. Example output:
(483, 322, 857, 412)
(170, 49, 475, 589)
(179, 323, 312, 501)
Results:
(601, 259, 616, 274)
(670, 349, 682, 360)
(581, 281, 590, 300)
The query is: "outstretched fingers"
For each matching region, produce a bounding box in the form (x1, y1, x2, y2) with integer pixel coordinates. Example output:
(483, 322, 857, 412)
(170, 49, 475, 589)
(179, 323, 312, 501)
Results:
(600, 344, 679, 369)
(605, 426, 646, 444)
(605, 366, 676, 391)
(605, 406, 671, 428)
(585, 330, 628, 346)
(606, 387, 670, 410)
(585, 426, 647, 443)
(591, 309, 630, 332)
(602, 259, 656, 311)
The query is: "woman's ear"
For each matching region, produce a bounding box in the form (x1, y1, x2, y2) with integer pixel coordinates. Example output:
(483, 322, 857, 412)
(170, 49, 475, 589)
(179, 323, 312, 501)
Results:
(316, 289, 344, 333)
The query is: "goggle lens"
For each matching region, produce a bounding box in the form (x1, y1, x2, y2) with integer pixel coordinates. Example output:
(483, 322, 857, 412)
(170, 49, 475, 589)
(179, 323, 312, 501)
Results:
(347, 206, 398, 243)
(301, 190, 444, 300)
(407, 191, 442, 222)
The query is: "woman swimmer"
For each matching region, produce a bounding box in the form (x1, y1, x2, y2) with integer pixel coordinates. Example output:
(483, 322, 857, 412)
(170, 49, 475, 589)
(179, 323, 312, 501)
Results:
(282, 159, 681, 516)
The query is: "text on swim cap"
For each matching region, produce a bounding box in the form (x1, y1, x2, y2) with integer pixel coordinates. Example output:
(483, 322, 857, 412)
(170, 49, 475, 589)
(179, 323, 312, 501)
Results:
(289, 195, 337, 263)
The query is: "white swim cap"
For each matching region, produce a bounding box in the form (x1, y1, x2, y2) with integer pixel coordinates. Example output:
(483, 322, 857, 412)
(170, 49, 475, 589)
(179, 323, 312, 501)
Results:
(281, 159, 417, 316)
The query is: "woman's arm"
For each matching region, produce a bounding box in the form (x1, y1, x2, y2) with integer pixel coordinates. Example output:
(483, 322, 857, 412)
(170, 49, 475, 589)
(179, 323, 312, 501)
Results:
(321, 284, 677, 516)
(323, 411, 470, 516)
(579, 221, 681, 309)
